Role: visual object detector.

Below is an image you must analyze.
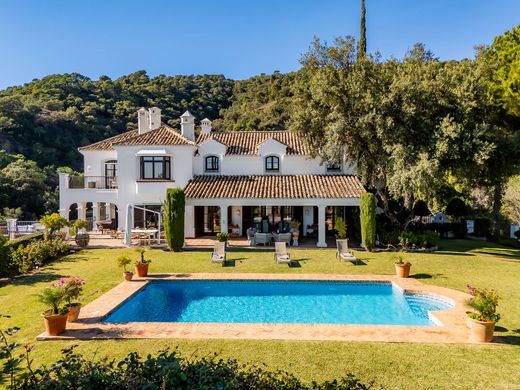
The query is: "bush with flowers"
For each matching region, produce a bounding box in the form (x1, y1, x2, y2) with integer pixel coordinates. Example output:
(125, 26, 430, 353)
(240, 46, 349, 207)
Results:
(466, 285, 501, 323)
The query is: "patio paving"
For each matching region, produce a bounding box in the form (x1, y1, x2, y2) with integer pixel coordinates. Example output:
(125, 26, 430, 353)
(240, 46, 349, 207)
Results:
(37, 273, 481, 344)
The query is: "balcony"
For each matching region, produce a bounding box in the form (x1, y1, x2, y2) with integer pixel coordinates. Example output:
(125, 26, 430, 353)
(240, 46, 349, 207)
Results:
(68, 176, 118, 190)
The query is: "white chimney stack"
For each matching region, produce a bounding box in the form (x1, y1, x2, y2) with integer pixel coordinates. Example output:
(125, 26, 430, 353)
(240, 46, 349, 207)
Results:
(148, 107, 161, 130)
(180, 110, 195, 141)
(200, 118, 212, 134)
(137, 107, 150, 134)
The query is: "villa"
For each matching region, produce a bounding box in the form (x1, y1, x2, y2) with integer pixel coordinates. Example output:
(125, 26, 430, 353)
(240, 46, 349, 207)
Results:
(58, 107, 365, 247)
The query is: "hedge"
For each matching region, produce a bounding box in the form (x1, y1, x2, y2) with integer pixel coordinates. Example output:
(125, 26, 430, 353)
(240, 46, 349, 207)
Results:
(6, 232, 44, 250)
(360, 193, 376, 251)
(0, 341, 372, 390)
(164, 188, 185, 251)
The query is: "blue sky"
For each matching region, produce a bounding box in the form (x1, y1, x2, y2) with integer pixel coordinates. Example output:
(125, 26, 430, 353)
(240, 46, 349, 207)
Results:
(0, 0, 518, 89)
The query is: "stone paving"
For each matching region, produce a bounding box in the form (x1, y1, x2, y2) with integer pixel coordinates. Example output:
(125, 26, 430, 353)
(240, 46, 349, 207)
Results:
(37, 273, 483, 344)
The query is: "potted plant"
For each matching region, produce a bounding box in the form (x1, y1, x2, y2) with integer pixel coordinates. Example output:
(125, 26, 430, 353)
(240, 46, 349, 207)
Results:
(39, 283, 69, 336)
(58, 276, 86, 322)
(466, 285, 500, 342)
(394, 254, 412, 278)
(216, 232, 229, 247)
(134, 248, 151, 277)
(117, 255, 133, 281)
(40, 213, 69, 240)
(72, 220, 90, 247)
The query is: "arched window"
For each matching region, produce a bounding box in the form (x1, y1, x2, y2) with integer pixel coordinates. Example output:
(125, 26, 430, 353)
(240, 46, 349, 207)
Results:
(265, 155, 280, 172)
(205, 155, 220, 172)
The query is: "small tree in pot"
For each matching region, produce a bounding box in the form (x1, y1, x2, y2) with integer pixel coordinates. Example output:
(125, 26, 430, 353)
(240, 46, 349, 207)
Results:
(393, 254, 411, 278)
(40, 213, 69, 240)
(117, 255, 133, 281)
(39, 283, 69, 336)
(466, 285, 500, 342)
(72, 220, 89, 247)
(134, 248, 151, 277)
(59, 276, 86, 322)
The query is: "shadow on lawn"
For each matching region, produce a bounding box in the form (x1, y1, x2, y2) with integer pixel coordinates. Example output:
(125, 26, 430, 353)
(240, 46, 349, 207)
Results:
(0, 271, 65, 288)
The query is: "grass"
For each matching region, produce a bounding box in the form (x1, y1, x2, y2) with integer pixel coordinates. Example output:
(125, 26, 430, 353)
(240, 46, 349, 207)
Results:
(1, 239, 520, 389)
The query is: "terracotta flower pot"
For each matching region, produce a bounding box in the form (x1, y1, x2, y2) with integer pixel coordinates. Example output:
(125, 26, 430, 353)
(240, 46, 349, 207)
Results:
(468, 317, 495, 342)
(135, 263, 149, 277)
(43, 312, 68, 336)
(395, 262, 411, 278)
(123, 271, 134, 281)
(67, 303, 81, 322)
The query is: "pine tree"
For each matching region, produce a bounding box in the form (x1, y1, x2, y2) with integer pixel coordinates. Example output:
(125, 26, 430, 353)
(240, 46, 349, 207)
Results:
(358, 0, 367, 59)
(163, 189, 185, 251)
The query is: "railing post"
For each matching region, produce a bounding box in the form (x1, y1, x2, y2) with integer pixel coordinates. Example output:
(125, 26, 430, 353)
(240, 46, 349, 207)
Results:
(6, 218, 17, 240)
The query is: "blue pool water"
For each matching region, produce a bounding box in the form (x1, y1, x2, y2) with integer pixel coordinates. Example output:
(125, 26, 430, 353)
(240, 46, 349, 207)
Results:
(103, 280, 453, 326)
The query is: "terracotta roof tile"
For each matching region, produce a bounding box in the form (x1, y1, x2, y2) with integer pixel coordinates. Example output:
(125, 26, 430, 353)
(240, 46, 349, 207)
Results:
(196, 131, 311, 155)
(79, 130, 139, 151)
(79, 125, 194, 151)
(114, 125, 195, 147)
(184, 175, 365, 199)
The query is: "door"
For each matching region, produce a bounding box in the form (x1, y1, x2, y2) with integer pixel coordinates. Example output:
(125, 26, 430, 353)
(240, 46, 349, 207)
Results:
(194, 206, 204, 237)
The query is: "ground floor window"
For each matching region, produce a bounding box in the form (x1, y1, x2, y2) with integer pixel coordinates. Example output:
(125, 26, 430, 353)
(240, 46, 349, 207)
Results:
(133, 205, 161, 229)
(252, 206, 294, 233)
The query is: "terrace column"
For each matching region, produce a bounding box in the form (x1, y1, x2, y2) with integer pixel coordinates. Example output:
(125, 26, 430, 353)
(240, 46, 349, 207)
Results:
(77, 202, 87, 221)
(317, 205, 327, 247)
(220, 205, 228, 236)
(104, 203, 111, 221)
(92, 202, 100, 230)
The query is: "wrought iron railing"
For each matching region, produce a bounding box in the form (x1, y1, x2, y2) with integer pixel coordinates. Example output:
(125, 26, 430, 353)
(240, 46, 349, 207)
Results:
(68, 176, 118, 189)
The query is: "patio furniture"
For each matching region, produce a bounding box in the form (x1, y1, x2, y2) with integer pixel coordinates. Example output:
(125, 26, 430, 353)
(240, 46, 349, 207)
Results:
(255, 232, 271, 246)
(211, 241, 227, 263)
(96, 220, 112, 234)
(336, 239, 359, 264)
(131, 229, 158, 246)
(274, 242, 291, 264)
(274, 232, 292, 244)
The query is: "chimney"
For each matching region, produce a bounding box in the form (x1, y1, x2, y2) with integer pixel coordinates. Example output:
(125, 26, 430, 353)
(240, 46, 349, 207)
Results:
(180, 110, 195, 141)
(137, 108, 150, 134)
(148, 107, 161, 131)
(200, 118, 212, 134)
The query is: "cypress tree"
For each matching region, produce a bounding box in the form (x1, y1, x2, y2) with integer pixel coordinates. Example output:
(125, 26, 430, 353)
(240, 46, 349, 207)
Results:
(360, 192, 376, 251)
(358, 0, 367, 59)
(163, 188, 185, 251)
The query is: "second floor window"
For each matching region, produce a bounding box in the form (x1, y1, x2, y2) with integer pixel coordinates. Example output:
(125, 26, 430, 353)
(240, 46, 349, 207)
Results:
(205, 155, 220, 172)
(265, 155, 280, 172)
(140, 156, 171, 180)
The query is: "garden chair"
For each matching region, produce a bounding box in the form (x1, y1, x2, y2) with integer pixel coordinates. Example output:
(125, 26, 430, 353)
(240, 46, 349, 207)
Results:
(255, 233, 271, 246)
(211, 241, 227, 264)
(336, 239, 359, 264)
(274, 242, 291, 264)
(274, 232, 292, 244)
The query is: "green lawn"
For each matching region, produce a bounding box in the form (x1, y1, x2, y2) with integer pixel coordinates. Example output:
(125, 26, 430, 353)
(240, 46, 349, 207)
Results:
(1, 239, 520, 389)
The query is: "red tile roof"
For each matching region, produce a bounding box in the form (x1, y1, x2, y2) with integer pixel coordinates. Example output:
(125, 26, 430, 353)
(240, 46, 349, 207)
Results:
(196, 131, 311, 155)
(184, 175, 365, 199)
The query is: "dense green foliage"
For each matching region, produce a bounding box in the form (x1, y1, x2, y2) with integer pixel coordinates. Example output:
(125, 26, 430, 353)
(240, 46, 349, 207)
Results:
(214, 72, 296, 131)
(467, 285, 501, 323)
(359, 193, 376, 251)
(163, 189, 185, 251)
(358, 0, 367, 58)
(8, 238, 69, 275)
(0, 337, 371, 390)
(445, 198, 468, 219)
(0, 72, 234, 169)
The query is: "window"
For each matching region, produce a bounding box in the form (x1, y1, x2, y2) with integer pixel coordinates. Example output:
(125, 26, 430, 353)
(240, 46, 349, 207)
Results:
(326, 162, 341, 172)
(265, 155, 280, 172)
(205, 155, 220, 172)
(140, 156, 171, 180)
(104, 160, 118, 188)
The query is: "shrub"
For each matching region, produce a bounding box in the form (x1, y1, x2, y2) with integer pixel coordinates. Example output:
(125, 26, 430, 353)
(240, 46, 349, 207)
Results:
(10, 239, 69, 274)
(360, 193, 376, 251)
(0, 340, 372, 389)
(419, 230, 440, 248)
(335, 216, 347, 239)
(0, 235, 11, 275)
(413, 200, 430, 217)
(53, 276, 86, 306)
(70, 219, 88, 235)
(40, 213, 69, 238)
(382, 229, 400, 247)
(163, 188, 185, 251)
(6, 232, 44, 250)
(467, 285, 501, 323)
(116, 255, 132, 272)
(39, 284, 69, 315)
(451, 222, 467, 238)
(398, 230, 417, 249)
(216, 232, 229, 242)
(474, 217, 493, 238)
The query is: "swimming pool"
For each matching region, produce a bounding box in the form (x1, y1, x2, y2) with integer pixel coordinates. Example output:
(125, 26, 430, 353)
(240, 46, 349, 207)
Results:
(104, 280, 453, 326)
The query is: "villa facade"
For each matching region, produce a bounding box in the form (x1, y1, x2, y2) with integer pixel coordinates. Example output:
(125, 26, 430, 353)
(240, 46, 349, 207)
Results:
(59, 107, 365, 247)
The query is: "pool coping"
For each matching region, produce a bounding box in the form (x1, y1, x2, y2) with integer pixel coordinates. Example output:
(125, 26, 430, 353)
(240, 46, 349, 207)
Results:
(37, 273, 477, 344)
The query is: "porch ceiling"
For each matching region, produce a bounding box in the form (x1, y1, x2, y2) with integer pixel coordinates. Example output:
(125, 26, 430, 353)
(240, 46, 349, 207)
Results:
(184, 175, 365, 203)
